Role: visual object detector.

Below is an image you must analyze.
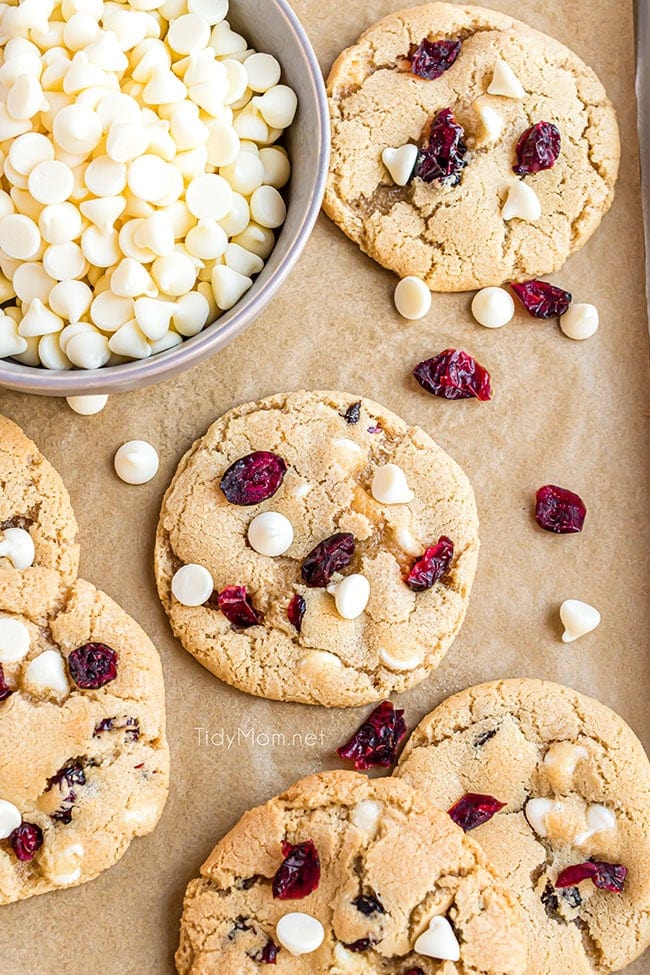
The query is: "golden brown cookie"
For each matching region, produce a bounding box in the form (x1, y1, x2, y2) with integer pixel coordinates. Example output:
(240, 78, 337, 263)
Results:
(325, 3, 620, 291)
(155, 390, 479, 707)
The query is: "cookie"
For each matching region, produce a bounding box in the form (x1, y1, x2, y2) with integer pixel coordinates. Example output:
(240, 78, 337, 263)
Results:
(176, 770, 527, 974)
(325, 3, 620, 291)
(0, 577, 169, 904)
(395, 679, 650, 974)
(0, 414, 79, 590)
(155, 390, 479, 707)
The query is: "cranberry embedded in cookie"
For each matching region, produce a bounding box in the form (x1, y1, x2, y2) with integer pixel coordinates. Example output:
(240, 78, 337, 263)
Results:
(409, 37, 461, 80)
(514, 121, 561, 175)
(220, 451, 288, 506)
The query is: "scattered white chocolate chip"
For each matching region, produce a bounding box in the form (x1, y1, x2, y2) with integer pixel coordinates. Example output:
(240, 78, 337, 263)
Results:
(328, 573, 370, 621)
(394, 527, 422, 557)
(351, 799, 382, 836)
(49, 841, 84, 885)
(0, 616, 30, 663)
(379, 647, 422, 672)
(560, 303, 599, 341)
(294, 483, 313, 500)
(502, 181, 542, 222)
(414, 917, 461, 962)
(276, 912, 324, 957)
(488, 59, 525, 99)
(66, 394, 108, 415)
(473, 100, 505, 143)
(0, 527, 35, 569)
(122, 803, 159, 829)
(24, 649, 69, 696)
(300, 650, 343, 673)
(371, 464, 414, 505)
(471, 286, 515, 328)
(525, 797, 562, 838)
(543, 742, 589, 777)
(247, 511, 294, 557)
(560, 599, 601, 643)
(382, 144, 418, 186)
(114, 440, 159, 484)
(332, 437, 362, 455)
(574, 804, 616, 847)
(0, 799, 22, 839)
(394, 276, 432, 320)
(171, 563, 214, 607)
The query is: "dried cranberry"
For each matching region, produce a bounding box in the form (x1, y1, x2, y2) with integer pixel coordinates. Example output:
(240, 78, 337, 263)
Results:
(414, 109, 467, 186)
(406, 536, 454, 592)
(343, 939, 376, 952)
(541, 881, 582, 920)
(0, 664, 13, 702)
(511, 280, 572, 319)
(353, 894, 385, 916)
(535, 485, 586, 534)
(45, 760, 86, 823)
(220, 451, 287, 506)
(413, 349, 492, 401)
(301, 532, 355, 588)
(259, 938, 279, 964)
(217, 586, 262, 628)
(513, 121, 561, 175)
(68, 643, 117, 689)
(9, 822, 43, 861)
(448, 793, 506, 831)
(555, 860, 627, 893)
(93, 716, 140, 741)
(343, 401, 361, 424)
(337, 701, 407, 770)
(272, 840, 321, 900)
(287, 593, 306, 632)
(410, 38, 461, 79)
(367, 424, 381, 434)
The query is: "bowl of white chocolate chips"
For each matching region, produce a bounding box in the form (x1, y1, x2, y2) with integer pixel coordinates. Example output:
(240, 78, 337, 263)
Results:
(0, 0, 328, 394)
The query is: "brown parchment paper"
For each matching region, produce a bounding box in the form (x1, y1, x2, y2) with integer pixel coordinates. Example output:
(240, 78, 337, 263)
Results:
(1, 1, 648, 972)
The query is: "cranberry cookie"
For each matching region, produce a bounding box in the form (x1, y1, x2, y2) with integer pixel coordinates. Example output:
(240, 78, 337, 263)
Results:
(154, 391, 479, 707)
(0, 577, 169, 904)
(325, 3, 620, 291)
(176, 770, 527, 974)
(395, 679, 650, 974)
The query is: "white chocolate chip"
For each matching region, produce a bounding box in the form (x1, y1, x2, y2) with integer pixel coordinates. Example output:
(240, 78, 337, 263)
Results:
(247, 511, 293, 557)
(502, 181, 542, 222)
(350, 799, 382, 836)
(49, 841, 84, 885)
(381, 144, 418, 186)
(488, 59, 525, 99)
(0, 616, 31, 663)
(0, 799, 22, 839)
(66, 394, 109, 415)
(328, 574, 370, 620)
(473, 100, 505, 143)
(560, 599, 601, 643)
(543, 742, 589, 776)
(171, 563, 214, 606)
(471, 287, 515, 328)
(560, 303, 599, 341)
(114, 440, 159, 484)
(379, 647, 422, 672)
(371, 464, 414, 505)
(0, 527, 35, 569)
(394, 276, 431, 320)
(525, 797, 562, 838)
(276, 913, 324, 957)
(414, 917, 461, 961)
(24, 649, 69, 696)
(394, 527, 422, 557)
(574, 804, 616, 847)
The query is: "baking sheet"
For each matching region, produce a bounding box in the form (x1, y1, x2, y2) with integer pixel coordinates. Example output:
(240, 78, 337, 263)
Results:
(1, 0, 649, 972)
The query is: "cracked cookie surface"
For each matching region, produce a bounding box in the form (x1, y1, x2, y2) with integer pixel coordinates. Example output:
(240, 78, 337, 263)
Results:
(395, 679, 650, 974)
(0, 414, 79, 590)
(154, 390, 479, 707)
(0, 577, 169, 904)
(176, 770, 527, 974)
(324, 2, 620, 291)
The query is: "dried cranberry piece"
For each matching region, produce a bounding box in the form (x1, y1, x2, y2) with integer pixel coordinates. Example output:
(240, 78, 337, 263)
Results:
(406, 536, 454, 592)
(272, 840, 321, 900)
(259, 938, 279, 964)
(287, 593, 306, 632)
(9, 822, 43, 861)
(337, 701, 407, 770)
(344, 938, 376, 952)
(68, 643, 117, 689)
(301, 532, 355, 588)
(220, 451, 287, 506)
(0, 664, 13, 702)
(448, 793, 506, 831)
(511, 280, 572, 319)
(556, 860, 627, 893)
(410, 38, 461, 80)
(535, 485, 586, 534)
(343, 401, 361, 424)
(513, 121, 561, 175)
(413, 349, 492, 401)
(353, 894, 385, 916)
(93, 716, 140, 741)
(45, 760, 86, 823)
(217, 586, 262, 628)
(414, 109, 467, 186)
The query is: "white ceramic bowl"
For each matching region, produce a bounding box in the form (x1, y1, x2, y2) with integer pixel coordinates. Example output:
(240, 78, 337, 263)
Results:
(0, 0, 329, 395)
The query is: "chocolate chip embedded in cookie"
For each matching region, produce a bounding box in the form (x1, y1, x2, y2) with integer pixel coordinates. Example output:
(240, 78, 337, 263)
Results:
(325, 2, 620, 291)
(0, 578, 169, 904)
(176, 771, 527, 974)
(395, 679, 650, 974)
(154, 390, 479, 707)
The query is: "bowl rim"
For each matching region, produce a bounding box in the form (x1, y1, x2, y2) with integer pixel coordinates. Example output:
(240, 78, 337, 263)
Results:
(0, 0, 330, 397)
